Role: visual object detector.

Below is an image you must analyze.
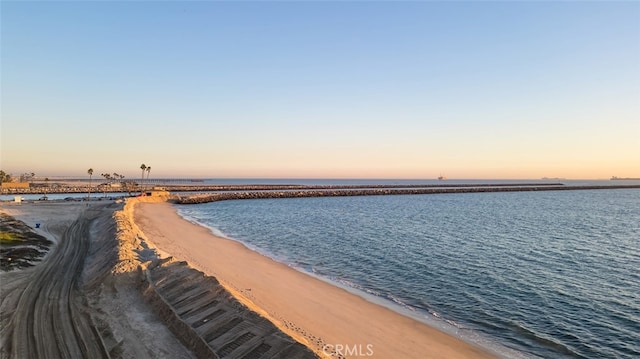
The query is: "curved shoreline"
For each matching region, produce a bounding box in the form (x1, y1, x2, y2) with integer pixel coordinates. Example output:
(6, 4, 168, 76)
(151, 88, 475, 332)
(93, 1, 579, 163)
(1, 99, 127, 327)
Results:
(134, 200, 499, 358)
(173, 206, 511, 352)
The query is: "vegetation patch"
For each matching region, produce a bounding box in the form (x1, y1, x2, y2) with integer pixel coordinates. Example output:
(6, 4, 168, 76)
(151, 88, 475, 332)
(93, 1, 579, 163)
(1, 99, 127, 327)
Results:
(0, 232, 19, 242)
(0, 213, 52, 271)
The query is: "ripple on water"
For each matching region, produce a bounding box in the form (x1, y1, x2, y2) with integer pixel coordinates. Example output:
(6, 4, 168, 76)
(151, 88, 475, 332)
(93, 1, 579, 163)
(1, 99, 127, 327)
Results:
(177, 188, 640, 359)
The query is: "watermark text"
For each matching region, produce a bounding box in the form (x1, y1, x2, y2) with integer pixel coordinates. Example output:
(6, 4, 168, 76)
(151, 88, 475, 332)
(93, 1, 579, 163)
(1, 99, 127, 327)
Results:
(322, 343, 374, 357)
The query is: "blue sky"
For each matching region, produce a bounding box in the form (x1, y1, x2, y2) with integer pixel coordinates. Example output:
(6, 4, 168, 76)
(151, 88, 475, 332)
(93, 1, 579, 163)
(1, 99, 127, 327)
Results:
(1, 1, 639, 179)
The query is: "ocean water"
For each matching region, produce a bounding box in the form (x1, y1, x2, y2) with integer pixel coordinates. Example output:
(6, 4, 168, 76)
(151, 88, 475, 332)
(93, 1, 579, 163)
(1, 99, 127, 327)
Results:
(176, 188, 640, 358)
(193, 178, 640, 187)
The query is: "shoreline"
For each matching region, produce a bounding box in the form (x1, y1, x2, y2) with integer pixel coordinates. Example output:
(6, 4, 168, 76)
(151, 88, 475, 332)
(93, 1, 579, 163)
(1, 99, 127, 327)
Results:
(134, 201, 498, 358)
(176, 210, 484, 340)
(174, 208, 526, 359)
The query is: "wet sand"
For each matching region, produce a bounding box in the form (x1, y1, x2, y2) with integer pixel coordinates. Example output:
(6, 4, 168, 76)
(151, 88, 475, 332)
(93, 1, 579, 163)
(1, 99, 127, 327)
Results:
(134, 201, 497, 358)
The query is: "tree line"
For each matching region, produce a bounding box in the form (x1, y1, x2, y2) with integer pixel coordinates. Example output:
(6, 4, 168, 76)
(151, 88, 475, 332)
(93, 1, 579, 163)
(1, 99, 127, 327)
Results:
(85, 164, 151, 198)
(0, 171, 38, 184)
(1, 164, 152, 198)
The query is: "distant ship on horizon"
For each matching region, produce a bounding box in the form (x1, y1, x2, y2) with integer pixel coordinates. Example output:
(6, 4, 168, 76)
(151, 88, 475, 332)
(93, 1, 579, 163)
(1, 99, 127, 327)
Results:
(611, 176, 640, 180)
(438, 175, 446, 181)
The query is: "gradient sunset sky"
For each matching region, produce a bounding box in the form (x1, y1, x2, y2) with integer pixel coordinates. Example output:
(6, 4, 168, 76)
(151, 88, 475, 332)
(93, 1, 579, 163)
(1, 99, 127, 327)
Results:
(1, 1, 638, 179)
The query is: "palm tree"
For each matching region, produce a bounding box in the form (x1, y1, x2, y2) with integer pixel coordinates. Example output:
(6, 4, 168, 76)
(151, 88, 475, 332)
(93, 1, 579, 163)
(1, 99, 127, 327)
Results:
(87, 168, 94, 200)
(140, 164, 146, 193)
(117, 174, 131, 196)
(145, 166, 151, 188)
(101, 173, 111, 198)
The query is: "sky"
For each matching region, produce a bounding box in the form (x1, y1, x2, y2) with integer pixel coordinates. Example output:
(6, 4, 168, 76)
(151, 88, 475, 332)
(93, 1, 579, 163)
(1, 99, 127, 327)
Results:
(1, 1, 639, 180)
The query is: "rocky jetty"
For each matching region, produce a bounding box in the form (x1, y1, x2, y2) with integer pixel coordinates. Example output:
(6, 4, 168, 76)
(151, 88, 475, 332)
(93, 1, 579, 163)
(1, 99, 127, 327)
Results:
(160, 182, 565, 193)
(1, 182, 563, 195)
(175, 184, 640, 205)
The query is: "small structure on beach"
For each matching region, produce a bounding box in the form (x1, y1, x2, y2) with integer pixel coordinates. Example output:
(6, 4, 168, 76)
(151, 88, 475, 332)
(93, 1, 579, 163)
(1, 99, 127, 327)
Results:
(150, 188, 170, 197)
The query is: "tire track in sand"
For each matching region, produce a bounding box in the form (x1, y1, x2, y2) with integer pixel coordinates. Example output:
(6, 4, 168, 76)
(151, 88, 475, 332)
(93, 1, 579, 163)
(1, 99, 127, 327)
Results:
(7, 206, 110, 359)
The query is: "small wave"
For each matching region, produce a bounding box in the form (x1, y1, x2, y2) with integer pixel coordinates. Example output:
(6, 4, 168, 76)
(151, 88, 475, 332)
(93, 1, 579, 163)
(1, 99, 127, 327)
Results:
(176, 209, 236, 240)
(205, 225, 228, 238)
(194, 220, 229, 239)
(332, 277, 369, 292)
(387, 294, 416, 312)
(445, 319, 459, 327)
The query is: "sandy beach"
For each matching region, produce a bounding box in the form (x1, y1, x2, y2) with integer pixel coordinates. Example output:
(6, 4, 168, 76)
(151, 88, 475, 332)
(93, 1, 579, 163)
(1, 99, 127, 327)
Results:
(134, 201, 497, 359)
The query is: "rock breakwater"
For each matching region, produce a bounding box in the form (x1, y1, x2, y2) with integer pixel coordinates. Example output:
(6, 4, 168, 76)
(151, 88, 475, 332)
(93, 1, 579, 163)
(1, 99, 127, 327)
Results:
(175, 185, 640, 205)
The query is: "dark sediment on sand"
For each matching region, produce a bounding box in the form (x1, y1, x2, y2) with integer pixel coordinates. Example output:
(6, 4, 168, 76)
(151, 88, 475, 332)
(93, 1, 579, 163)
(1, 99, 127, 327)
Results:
(0, 213, 52, 270)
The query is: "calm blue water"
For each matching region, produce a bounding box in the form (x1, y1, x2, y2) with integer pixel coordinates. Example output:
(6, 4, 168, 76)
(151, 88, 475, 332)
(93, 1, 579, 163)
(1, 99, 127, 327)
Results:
(178, 188, 640, 358)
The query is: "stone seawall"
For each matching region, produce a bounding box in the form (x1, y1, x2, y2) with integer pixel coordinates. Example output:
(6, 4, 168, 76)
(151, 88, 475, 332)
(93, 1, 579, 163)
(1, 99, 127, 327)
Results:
(1, 182, 564, 195)
(175, 185, 640, 205)
(161, 182, 565, 192)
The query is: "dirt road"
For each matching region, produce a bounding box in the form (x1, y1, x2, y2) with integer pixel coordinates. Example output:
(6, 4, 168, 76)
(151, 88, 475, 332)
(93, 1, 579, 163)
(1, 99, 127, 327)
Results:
(1, 201, 192, 358)
(3, 204, 112, 358)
